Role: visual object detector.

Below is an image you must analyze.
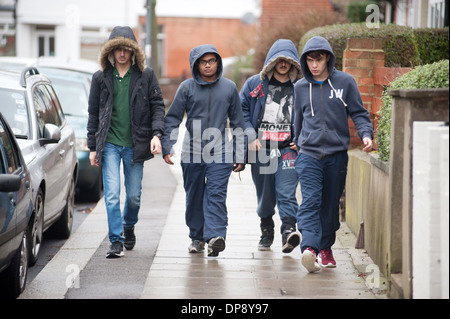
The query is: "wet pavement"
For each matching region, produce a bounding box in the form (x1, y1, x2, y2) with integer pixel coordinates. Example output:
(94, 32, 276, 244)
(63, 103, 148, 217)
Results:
(140, 160, 386, 299)
(20, 136, 387, 301)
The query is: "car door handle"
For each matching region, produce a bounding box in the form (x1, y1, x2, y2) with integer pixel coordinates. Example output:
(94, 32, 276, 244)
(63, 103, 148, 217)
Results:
(59, 149, 66, 157)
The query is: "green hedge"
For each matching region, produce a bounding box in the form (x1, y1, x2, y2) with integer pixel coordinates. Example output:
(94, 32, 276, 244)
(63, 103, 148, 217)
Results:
(376, 60, 449, 161)
(299, 23, 449, 71)
(299, 23, 421, 70)
(347, 1, 378, 23)
(414, 27, 449, 65)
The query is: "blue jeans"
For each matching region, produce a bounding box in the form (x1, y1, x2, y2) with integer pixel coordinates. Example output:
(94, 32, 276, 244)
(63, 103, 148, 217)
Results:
(181, 161, 233, 242)
(250, 146, 299, 226)
(295, 151, 348, 253)
(102, 142, 144, 244)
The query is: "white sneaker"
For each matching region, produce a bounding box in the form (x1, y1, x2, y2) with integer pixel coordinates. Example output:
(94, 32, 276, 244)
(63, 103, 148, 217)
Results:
(301, 247, 321, 273)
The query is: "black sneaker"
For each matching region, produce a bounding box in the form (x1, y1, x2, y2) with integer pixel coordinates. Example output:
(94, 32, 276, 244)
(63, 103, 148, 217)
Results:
(106, 241, 124, 258)
(208, 236, 225, 257)
(281, 228, 301, 253)
(258, 227, 274, 251)
(124, 227, 136, 250)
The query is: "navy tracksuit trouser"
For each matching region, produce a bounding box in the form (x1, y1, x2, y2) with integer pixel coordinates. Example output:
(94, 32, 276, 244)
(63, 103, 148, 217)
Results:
(294, 151, 348, 253)
(181, 161, 234, 242)
(250, 146, 299, 229)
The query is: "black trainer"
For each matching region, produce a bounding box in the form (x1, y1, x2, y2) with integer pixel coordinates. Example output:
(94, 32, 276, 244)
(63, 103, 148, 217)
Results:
(281, 227, 301, 253)
(258, 227, 274, 251)
(124, 227, 136, 250)
(106, 241, 124, 258)
(208, 236, 225, 257)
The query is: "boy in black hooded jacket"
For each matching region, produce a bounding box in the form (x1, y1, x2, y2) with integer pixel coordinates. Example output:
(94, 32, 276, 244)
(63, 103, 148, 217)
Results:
(87, 26, 165, 258)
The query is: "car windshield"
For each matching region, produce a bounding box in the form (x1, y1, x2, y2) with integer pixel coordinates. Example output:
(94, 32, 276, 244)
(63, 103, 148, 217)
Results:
(49, 77, 89, 117)
(0, 89, 30, 139)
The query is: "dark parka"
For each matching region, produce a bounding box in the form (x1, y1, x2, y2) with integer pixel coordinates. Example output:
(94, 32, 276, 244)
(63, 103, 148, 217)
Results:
(87, 26, 165, 164)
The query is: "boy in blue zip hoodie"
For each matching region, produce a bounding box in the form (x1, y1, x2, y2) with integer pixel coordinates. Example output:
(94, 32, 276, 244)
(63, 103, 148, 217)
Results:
(240, 39, 302, 253)
(293, 36, 373, 272)
(162, 44, 245, 257)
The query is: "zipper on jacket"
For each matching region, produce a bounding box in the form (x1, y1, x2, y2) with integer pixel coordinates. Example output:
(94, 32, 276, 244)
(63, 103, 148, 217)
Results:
(207, 86, 212, 129)
(320, 84, 326, 159)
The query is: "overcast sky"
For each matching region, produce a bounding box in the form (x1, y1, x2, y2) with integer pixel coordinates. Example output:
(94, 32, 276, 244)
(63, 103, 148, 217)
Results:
(155, 0, 261, 19)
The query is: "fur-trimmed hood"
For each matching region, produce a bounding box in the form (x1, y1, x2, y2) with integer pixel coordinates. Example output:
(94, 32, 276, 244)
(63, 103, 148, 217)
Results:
(260, 39, 301, 82)
(99, 26, 146, 72)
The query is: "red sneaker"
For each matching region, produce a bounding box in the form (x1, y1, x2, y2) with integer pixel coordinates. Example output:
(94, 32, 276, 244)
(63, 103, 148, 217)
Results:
(318, 249, 336, 268)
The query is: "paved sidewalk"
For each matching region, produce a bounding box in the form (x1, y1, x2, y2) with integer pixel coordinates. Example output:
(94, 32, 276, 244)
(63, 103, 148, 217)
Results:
(141, 160, 387, 299)
(19, 122, 387, 300)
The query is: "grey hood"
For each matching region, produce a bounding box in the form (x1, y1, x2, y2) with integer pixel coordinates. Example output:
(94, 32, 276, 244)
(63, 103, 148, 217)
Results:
(189, 44, 223, 85)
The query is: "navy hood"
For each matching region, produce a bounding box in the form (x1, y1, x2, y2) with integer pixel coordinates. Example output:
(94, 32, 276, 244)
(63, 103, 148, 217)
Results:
(300, 36, 336, 83)
(189, 44, 223, 85)
(260, 39, 301, 82)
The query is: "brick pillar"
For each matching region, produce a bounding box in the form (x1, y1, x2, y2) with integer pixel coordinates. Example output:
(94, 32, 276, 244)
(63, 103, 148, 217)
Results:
(343, 38, 385, 146)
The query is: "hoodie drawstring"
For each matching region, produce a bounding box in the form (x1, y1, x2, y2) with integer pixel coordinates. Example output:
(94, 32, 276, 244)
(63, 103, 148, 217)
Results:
(309, 80, 347, 117)
(327, 79, 347, 107)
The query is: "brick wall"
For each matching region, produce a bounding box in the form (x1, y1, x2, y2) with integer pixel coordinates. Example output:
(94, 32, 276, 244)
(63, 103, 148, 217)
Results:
(260, 0, 334, 30)
(342, 38, 411, 147)
(157, 16, 257, 79)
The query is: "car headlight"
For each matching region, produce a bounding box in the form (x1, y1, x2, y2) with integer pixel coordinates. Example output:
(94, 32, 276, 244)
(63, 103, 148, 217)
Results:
(75, 138, 89, 151)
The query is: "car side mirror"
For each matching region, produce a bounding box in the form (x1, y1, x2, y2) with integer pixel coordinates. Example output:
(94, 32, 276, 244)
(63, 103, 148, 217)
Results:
(39, 123, 61, 146)
(0, 174, 21, 192)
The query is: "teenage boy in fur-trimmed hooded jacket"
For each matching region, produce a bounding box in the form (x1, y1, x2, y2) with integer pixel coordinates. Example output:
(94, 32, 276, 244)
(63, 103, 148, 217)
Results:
(87, 26, 165, 258)
(293, 36, 373, 273)
(239, 39, 302, 253)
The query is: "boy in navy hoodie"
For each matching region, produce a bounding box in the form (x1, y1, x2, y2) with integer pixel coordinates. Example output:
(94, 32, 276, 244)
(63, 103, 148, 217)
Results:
(293, 36, 373, 273)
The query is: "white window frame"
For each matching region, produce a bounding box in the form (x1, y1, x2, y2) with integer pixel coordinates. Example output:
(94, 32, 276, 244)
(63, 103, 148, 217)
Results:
(428, 0, 446, 27)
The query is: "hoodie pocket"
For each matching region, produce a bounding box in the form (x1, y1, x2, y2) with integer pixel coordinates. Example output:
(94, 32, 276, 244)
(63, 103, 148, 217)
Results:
(325, 130, 346, 150)
(299, 129, 346, 152)
(300, 129, 322, 146)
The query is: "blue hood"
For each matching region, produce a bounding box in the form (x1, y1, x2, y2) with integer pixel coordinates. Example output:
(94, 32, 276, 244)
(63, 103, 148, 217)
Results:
(189, 44, 223, 85)
(300, 36, 336, 83)
(260, 39, 301, 82)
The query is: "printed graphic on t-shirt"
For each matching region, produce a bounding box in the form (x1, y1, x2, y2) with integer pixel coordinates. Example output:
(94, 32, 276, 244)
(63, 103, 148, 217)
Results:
(282, 151, 296, 169)
(259, 83, 293, 143)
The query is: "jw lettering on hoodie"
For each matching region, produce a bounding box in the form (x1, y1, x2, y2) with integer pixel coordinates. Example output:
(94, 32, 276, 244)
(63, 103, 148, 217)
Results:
(293, 36, 373, 160)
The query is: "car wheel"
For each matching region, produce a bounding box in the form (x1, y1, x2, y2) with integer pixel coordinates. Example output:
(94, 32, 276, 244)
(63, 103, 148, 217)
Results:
(49, 176, 75, 239)
(0, 230, 29, 299)
(28, 188, 44, 266)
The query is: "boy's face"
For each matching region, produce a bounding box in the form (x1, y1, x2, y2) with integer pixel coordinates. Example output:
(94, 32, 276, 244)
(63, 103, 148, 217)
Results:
(306, 53, 330, 81)
(274, 59, 292, 78)
(197, 53, 218, 82)
(114, 46, 132, 67)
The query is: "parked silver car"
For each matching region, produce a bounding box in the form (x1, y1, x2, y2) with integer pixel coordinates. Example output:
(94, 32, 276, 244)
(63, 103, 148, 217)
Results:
(0, 57, 102, 201)
(0, 67, 78, 265)
(0, 112, 33, 299)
